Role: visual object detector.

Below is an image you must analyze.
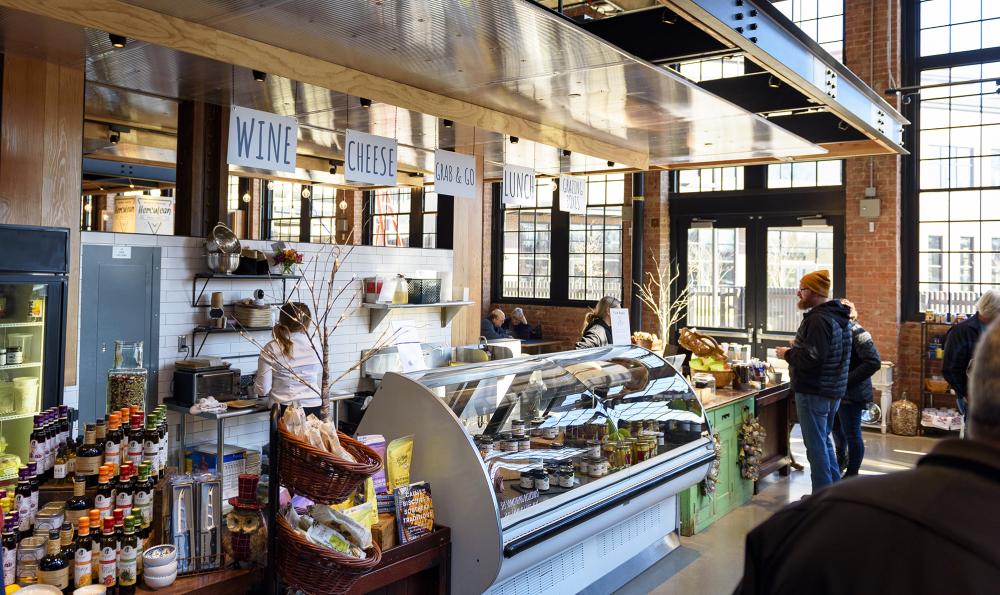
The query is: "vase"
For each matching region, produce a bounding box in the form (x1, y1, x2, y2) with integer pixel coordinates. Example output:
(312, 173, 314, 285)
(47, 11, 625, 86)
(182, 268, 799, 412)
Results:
(281, 263, 294, 276)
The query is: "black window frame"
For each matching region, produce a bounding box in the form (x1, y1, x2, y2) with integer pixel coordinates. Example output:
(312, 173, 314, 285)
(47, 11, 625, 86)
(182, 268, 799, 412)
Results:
(361, 186, 451, 249)
(900, 1, 1000, 320)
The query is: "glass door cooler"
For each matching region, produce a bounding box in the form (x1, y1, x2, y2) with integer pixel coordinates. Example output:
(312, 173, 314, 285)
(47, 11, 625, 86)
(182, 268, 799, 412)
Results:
(358, 345, 715, 594)
(0, 225, 68, 470)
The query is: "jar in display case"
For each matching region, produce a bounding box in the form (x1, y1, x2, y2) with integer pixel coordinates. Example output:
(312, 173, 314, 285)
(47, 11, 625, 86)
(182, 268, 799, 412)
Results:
(5, 347, 22, 365)
(107, 340, 147, 413)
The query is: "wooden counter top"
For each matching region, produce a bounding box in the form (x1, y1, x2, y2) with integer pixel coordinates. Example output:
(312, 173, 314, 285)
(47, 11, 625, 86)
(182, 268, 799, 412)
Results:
(700, 382, 792, 411)
(137, 568, 261, 595)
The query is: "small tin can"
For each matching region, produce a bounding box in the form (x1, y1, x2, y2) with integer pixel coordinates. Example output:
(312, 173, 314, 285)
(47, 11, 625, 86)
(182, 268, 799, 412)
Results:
(17, 535, 45, 582)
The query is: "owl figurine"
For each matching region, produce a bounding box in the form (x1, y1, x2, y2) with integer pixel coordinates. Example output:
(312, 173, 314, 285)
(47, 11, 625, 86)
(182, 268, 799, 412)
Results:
(223, 474, 268, 568)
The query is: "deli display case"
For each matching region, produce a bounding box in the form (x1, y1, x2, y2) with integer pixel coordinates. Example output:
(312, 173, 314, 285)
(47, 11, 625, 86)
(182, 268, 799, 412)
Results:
(358, 345, 715, 594)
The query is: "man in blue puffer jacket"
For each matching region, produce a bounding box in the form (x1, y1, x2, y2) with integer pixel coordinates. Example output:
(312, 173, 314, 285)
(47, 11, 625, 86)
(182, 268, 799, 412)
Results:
(776, 270, 852, 492)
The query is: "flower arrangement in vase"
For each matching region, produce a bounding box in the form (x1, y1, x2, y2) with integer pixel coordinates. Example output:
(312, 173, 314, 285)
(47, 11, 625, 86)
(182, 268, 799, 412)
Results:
(273, 248, 303, 275)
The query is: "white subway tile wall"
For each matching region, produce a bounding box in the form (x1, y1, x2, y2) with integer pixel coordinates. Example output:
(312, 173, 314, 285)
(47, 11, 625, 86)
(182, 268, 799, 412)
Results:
(77, 232, 454, 460)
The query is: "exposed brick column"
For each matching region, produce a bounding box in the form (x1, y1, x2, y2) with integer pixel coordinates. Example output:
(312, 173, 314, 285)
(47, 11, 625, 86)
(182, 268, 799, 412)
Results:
(843, 0, 903, 370)
(639, 171, 671, 336)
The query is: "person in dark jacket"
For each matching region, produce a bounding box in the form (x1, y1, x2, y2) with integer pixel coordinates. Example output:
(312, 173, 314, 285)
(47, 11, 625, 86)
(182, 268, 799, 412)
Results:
(480, 309, 509, 340)
(575, 296, 620, 349)
(775, 270, 851, 492)
(735, 317, 1000, 595)
(502, 307, 533, 340)
(830, 299, 881, 477)
(943, 289, 1000, 417)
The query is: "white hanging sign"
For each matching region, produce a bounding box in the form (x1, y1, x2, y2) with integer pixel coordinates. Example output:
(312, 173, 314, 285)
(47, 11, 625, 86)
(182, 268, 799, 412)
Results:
(559, 175, 587, 214)
(434, 150, 477, 199)
(502, 164, 535, 206)
(610, 307, 632, 346)
(345, 129, 398, 186)
(227, 106, 298, 173)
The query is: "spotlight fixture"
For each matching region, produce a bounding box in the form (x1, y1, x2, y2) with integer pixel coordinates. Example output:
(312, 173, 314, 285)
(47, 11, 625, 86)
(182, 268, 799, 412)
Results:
(562, 149, 571, 157)
(301, 186, 312, 199)
(408, 171, 423, 178)
(359, 97, 372, 108)
(252, 70, 267, 82)
(443, 119, 454, 129)
(768, 75, 780, 89)
(108, 33, 127, 48)
(128, 179, 135, 189)
(661, 9, 677, 25)
(329, 165, 338, 174)
(241, 192, 251, 204)
(607, 161, 615, 167)
(109, 131, 120, 144)
(509, 136, 519, 144)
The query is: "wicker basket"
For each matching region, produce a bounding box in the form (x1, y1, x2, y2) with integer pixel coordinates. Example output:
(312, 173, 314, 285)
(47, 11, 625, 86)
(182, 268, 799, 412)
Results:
(234, 303, 272, 327)
(277, 419, 383, 503)
(275, 512, 382, 594)
(707, 369, 734, 389)
(678, 328, 726, 360)
(924, 378, 950, 393)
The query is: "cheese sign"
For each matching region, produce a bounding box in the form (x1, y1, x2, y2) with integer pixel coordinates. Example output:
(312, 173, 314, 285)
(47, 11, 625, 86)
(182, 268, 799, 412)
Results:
(434, 150, 477, 198)
(559, 175, 587, 214)
(502, 164, 535, 206)
(227, 106, 298, 173)
(345, 129, 398, 186)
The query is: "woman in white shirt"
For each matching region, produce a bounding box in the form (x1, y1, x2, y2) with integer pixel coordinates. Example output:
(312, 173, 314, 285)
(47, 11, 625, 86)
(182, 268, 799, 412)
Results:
(254, 302, 322, 410)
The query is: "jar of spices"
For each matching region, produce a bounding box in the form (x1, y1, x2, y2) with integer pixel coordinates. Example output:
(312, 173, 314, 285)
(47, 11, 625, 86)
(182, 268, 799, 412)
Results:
(106, 340, 147, 412)
(586, 439, 601, 458)
(517, 437, 531, 452)
(534, 470, 550, 491)
(5, 346, 22, 365)
(558, 472, 574, 488)
(519, 470, 536, 489)
(510, 419, 526, 438)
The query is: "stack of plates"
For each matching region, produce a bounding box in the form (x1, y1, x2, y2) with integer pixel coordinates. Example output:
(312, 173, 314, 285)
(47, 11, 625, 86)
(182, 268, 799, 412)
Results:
(234, 303, 272, 327)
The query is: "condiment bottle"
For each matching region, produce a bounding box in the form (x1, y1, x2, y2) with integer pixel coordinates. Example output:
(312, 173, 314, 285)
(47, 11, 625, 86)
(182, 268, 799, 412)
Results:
(104, 413, 122, 476)
(117, 517, 137, 595)
(73, 517, 93, 588)
(38, 528, 70, 593)
(98, 517, 117, 591)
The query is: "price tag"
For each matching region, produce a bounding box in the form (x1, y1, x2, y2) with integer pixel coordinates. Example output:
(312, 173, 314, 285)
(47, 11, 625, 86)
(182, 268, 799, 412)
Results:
(610, 308, 632, 345)
(112, 246, 132, 259)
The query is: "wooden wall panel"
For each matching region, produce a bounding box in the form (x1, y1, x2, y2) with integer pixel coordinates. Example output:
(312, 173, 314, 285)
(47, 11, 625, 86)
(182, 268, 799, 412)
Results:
(450, 132, 485, 346)
(0, 54, 85, 387)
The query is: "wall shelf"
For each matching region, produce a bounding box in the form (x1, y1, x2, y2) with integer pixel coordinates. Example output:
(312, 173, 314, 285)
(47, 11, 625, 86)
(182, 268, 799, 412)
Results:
(361, 301, 474, 332)
(191, 325, 274, 357)
(0, 321, 44, 329)
(191, 273, 301, 308)
(0, 362, 41, 371)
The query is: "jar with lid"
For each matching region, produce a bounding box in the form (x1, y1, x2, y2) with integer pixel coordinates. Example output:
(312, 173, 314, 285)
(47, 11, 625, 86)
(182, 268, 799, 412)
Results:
(475, 435, 494, 459)
(5, 347, 22, 366)
(496, 433, 517, 452)
(510, 419, 526, 438)
(107, 340, 147, 413)
(542, 426, 559, 440)
(578, 458, 589, 474)
(586, 439, 601, 458)
(558, 462, 573, 475)
(533, 470, 549, 491)
(557, 472, 574, 488)
(625, 437, 639, 463)
(517, 437, 531, 452)
(519, 470, 535, 489)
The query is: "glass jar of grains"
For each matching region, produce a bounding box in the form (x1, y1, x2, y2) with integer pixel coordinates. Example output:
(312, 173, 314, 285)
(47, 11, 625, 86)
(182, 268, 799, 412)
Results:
(107, 340, 147, 412)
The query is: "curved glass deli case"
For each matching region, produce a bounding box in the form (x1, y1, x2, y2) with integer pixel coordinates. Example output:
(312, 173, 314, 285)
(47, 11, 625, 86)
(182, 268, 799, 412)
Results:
(357, 346, 715, 594)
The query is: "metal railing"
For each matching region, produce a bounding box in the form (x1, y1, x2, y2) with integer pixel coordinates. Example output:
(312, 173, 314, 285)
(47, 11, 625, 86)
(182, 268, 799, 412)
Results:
(919, 290, 979, 314)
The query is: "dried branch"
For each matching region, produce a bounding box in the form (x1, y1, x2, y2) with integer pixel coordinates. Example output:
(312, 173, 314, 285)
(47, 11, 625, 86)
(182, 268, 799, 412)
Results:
(633, 252, 690, 352)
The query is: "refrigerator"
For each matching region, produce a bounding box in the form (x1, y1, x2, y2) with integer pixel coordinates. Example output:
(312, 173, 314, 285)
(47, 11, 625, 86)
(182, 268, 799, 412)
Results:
(0, 224, 68, 468)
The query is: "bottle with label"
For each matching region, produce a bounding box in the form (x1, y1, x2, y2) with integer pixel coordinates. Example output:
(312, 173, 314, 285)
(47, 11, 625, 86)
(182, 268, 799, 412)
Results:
(73, 517, 93, 588)
(94, 419, 107, 470)
(159, 410, 169, 478)
(87, 510, 101, 578)
(52, 445, 68, 486)
(128, 510, 145, 576)
(14, 466, 31, 538)
(1, 518, 15, 587)
(101, 464, 116, 505)
(98, 517, 117, 590)
(76, 425, 103, 487)
(115, 463, 134, 518)
(117, 516, 137, 595)
(134, 463, 153, 530)
(118, 408, 130, 462)
(142, 420, 158, 478)
(59, 524, 75, 565)
(127, 413, 144, 469)
(65, 476, 90, 529)
(38, 528, 70, 593)
(66, 435, 78, 479)
(104, 413, 122, 475)
(27, 462, 40, 529)
(45, 411, 57, 479)
(29, 415, 45, 481)
(94, 471, 113, 519)
(58, 405, 70, 449)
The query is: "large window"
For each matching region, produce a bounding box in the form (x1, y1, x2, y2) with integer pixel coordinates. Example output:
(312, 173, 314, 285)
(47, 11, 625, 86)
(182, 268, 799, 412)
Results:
(500, 180, 553, 300)
(569, 175, 624, 301)
(422, 189, 438, 249)
(771, 0, 844, 61)
(268, 181, 304, 242)
(919, 0, 1000, 57)
(677, 167, 745, 193)
(309, 185, 340, 243)
(767, 160, 843, 188)
(368, 188, 411, 247)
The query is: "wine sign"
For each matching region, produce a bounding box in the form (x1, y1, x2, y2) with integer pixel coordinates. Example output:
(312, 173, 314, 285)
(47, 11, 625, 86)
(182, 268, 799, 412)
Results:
(227, 106, 298, 173)
(345, 129, 398, 186)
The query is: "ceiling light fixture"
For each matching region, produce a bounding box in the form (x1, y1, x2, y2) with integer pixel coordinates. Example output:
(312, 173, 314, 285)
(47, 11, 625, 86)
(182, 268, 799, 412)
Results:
(409, 172, 423, 178)
(443, 119, 454, 128)
(562, 149, 571, 157)
(339, 199, 348, 211)
(510, 136, 519, 144)
(607, 161, 615, 167)
(301, 186, 312, 199)
(108, 33, 127, 48)
(359, 97, 372, 108)
(329, 166, 338, 174)
(661, 9, 678, 25)
(109, 131, 120, 144)
(128, 179, 135, 189)
(768, 75, 781, 89)
(252, 70, 267, 82)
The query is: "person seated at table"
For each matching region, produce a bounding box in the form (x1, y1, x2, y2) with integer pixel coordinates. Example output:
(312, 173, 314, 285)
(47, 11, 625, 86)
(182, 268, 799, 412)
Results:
(502, 307, 534, 340)
(575, 296, 621, 349)
(481, 308, 510, 340)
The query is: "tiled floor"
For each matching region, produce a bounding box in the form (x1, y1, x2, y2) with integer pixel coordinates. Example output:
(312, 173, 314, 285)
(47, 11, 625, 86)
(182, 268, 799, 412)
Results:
(616, 428, 939, 595)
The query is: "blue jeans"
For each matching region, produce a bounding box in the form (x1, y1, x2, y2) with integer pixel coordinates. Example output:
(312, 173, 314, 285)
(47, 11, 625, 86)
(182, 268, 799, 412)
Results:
(795, 393, 842, 491)
(837, 400, 865, 477)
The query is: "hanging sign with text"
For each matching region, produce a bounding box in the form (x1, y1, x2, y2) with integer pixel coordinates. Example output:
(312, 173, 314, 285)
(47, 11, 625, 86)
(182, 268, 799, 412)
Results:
(434, 150, 477, 199)
(502, 164, 536, 206)
(345, 129, 398, 186)
(227, 106, 298, 173)
(559, 175, 587, 214)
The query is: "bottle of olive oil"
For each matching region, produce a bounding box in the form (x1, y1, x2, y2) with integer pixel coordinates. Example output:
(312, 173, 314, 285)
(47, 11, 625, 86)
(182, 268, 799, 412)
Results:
(38, 528, 71, 593)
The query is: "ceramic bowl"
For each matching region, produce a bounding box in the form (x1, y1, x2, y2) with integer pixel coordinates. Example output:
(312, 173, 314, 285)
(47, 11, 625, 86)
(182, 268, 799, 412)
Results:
(18, 586, 64, 594)
(73, 586, 108, 595)
(143, 571, 178, 590)
(143, 544, 177, 567)
(143, 559, 177, 578)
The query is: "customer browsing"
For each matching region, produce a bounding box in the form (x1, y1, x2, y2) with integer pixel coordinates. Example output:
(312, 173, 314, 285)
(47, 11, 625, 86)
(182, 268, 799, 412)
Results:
(943, 289, 1000, 419)
(775, 270, 851, 492)
(831, 299, 881, 478)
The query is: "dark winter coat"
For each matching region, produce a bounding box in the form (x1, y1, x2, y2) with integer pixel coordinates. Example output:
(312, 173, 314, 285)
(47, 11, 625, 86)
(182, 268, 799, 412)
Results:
(844, 320, 881, 403)
(575, 318, 611, 349)
(784, 300, 852, 399)
(943, 313, 986, 400)
(735, 439, 1000, 595)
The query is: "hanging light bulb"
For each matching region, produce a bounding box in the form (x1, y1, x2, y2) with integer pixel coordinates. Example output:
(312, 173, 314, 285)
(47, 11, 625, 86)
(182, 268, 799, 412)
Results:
(301, 186, 312, 199)
(339, 198, 348, 211)
(267, 181, 275, 191)
(242, 192, 251, 204)
(83, 203, 93, 213)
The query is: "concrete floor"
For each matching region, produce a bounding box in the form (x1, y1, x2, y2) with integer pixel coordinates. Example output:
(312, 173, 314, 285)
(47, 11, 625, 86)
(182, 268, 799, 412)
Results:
(616, 428, 939, 595)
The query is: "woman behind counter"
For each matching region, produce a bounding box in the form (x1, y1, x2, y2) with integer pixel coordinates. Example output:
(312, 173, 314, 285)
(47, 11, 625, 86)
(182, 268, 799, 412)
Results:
(575, 296, 621, 349)
(254, 302, 322, 410)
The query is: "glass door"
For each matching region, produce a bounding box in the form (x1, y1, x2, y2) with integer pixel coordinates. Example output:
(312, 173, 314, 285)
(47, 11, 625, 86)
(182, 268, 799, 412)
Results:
(0, 282, 49, 467)
(682, 219, 752, 344)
